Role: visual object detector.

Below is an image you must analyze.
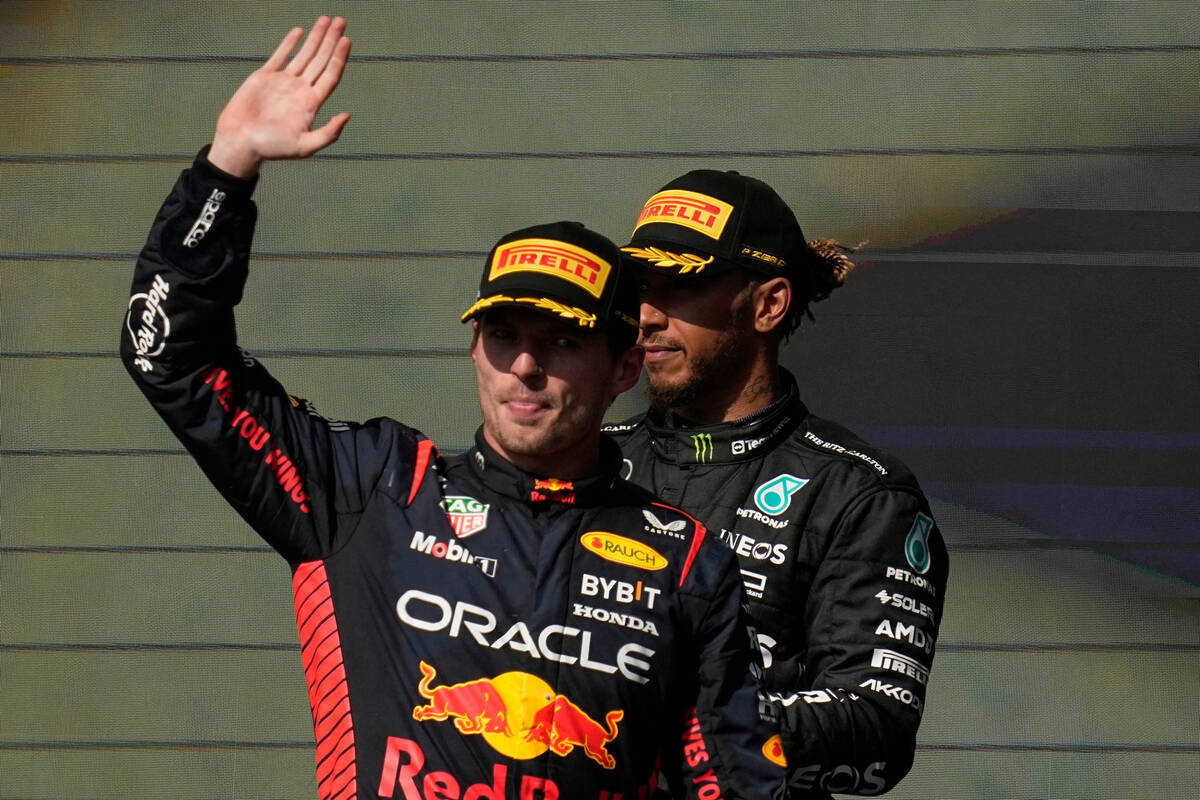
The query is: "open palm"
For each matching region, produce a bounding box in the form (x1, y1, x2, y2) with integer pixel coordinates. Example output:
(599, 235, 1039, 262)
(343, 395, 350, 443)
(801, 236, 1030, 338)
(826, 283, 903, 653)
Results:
(210, 16, 351, 176)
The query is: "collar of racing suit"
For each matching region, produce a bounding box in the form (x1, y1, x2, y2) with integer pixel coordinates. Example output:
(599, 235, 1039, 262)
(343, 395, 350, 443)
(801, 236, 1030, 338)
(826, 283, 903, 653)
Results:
(641, 369, 808, 465)
(463, 427, 623, 506)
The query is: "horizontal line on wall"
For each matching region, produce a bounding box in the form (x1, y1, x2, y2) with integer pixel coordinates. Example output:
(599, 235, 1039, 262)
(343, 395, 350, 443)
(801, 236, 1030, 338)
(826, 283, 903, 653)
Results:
(919, 742, 1200, 755)
(0, 250, 486, 262)
(0, 738, 313, 751)
(949, 538, 1200, 552)
(0, 544, 274, 554)
(0, 446, 472, 458)
(3, 42, 1198, 67)
(1, 347, 467, 360)
(2, 143, 1195, 166)
(1, 642, 296, 652)
(868, 250, 1199, 267)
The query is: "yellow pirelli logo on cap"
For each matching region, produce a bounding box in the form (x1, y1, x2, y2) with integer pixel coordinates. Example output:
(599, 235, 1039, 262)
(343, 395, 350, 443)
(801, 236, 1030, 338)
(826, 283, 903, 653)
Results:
(632, 190, 734, 240)
(490, 238, 611, 298)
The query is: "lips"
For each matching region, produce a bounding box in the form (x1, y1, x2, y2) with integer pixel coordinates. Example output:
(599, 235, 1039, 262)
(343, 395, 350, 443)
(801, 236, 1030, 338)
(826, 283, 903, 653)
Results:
(640, 338, 681, 364)
(503, 395, 550, 420)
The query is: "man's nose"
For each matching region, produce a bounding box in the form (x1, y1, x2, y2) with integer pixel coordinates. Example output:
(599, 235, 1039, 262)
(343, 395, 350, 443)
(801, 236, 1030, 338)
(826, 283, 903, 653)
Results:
(511, 349, 544, 380)
(639, 298, 667, 331)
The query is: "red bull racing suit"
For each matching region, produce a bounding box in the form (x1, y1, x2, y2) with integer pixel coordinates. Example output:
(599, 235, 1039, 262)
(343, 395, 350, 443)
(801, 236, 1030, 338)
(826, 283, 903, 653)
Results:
(604, 377, 948, 798)
(121, 150, 784, 800)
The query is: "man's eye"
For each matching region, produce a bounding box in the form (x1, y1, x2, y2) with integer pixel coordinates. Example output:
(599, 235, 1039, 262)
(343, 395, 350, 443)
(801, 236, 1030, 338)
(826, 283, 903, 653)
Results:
(553, 336, 580, 349)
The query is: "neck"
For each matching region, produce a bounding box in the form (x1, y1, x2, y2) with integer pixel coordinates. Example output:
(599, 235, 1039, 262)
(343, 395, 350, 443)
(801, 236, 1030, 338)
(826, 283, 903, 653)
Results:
(481, 427, 601, 480)
(674, 360, 782, 424)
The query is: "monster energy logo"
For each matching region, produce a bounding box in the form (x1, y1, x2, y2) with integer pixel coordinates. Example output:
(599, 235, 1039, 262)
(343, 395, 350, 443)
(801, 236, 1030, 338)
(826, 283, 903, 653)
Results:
(691, 433, 714, 463)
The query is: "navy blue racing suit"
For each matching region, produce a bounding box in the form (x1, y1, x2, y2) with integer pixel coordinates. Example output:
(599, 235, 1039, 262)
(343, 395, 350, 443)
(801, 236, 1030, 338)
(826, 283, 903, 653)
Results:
(121, 149, 784, 800)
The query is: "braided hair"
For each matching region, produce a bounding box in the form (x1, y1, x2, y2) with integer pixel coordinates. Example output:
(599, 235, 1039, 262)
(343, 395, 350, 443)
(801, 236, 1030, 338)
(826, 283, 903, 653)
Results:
(778, 238, 862, 339)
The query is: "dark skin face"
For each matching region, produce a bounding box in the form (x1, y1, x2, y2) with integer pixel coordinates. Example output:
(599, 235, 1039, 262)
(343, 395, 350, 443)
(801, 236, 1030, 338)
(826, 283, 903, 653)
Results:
(638, 268, 792, 423)
(471, 306, 643, 478)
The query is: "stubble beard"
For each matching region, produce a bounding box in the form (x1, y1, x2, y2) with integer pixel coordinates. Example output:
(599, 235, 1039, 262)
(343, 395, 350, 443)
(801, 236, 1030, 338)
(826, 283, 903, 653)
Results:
(646, 315, 750, 415)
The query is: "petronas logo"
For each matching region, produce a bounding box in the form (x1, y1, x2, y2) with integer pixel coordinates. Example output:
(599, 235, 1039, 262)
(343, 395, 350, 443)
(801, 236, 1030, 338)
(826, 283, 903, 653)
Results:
(905, 513, 934, 574)
(691, 433, 714, 463)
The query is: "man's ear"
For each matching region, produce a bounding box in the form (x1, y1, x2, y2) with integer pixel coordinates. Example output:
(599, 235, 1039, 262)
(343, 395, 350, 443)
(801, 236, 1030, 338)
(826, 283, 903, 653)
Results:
(752, 277, 791, 334)
(468, 320, 481, 358)
(610, 344, 645, 400)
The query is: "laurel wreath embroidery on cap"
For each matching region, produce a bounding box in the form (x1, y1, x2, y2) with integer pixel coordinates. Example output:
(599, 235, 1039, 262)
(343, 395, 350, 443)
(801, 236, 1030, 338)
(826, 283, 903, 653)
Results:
(518, 296, 598, 327)
(620, 246, 714, 274)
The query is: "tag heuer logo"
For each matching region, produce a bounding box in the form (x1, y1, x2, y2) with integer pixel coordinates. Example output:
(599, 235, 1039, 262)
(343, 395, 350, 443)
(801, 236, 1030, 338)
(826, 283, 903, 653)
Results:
(442, 495, 489, 538)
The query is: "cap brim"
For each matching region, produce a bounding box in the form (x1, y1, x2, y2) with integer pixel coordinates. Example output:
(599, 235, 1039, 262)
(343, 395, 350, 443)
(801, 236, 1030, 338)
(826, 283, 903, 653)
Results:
(461, 293, 600, 328)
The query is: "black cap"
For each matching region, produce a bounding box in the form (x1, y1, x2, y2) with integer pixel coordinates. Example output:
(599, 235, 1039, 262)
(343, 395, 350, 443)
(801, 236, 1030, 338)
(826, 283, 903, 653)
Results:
(462, 221, 639, 335)
(621, 170, 808, 277)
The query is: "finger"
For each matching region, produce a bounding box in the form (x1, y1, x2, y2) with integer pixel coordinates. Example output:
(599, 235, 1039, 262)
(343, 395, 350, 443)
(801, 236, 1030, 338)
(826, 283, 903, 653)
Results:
(312, 36, 352, 100)
(286, 15, 330, 75)
(297, 111, 351, 156)
(302, 16, 347, 84)
(263, 27, 304, 71)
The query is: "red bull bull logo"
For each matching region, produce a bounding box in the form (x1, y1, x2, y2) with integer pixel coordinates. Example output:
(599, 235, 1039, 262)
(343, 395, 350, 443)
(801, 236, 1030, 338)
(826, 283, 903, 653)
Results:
(632, 190, 734, 240)
(531, 478, 576, 504)
(412, 661, 512, 735)
(411, 662, 624, 769)
(491, 238, 611, 298)
(524, 694, 623, 769)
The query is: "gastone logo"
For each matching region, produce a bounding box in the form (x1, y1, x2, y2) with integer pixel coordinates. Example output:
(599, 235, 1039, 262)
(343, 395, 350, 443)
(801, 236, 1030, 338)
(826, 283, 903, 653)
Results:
(632, 189, 734, 241)
(905, 513, 934, 574)
(581, 532, 667, 571)
(490, 237, 611, 298)
(691, 433, 714, 463)
(753, 474, 809, 516)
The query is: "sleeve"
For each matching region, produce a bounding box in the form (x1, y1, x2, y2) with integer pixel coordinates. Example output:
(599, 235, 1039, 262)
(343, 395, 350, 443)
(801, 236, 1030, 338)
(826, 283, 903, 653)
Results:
(766, 486, 949, 796)
(668, 537, 787, 800)
(120, 148, 425, 563)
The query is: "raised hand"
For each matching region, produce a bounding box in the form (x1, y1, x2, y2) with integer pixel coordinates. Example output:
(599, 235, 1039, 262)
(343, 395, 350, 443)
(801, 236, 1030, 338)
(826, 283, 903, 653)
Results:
(208, 16, 352, 177)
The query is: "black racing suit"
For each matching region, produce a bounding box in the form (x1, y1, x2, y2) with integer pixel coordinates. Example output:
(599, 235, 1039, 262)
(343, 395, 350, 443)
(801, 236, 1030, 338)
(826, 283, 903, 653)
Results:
(120, 150, 784, 800)
(605, 377, 948, 798)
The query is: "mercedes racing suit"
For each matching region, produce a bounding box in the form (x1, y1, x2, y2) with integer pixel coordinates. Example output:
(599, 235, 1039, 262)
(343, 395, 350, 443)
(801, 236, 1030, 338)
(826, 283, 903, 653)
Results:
(605, 377, 948, 798)
(120, 150, 784, 800)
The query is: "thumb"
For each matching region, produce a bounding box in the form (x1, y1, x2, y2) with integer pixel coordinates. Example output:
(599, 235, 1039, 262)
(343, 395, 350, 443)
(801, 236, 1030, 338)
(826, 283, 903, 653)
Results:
(297, 111, 352, 157)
